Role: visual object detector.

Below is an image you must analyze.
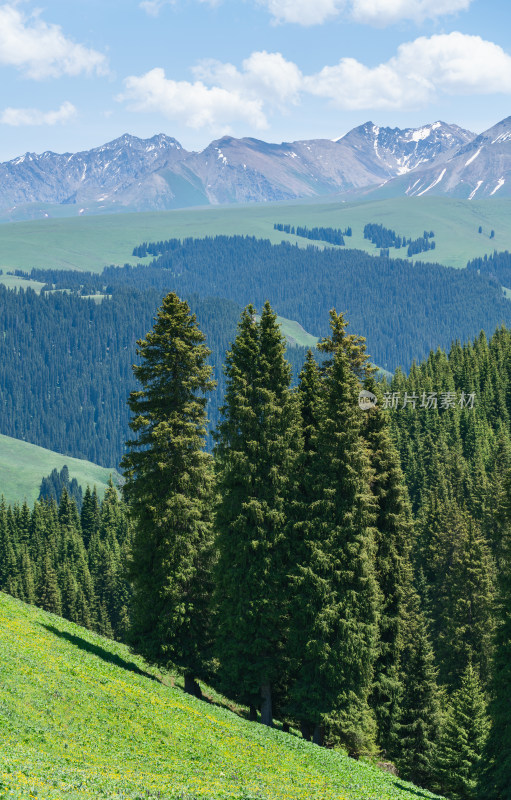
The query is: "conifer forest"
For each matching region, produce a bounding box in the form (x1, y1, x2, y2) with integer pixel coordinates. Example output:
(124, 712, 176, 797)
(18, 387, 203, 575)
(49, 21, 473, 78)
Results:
(1, 236, 511, 800)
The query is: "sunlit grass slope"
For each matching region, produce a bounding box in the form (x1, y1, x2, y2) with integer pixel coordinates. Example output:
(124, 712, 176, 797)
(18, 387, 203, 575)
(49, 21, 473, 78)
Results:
(0, 196, 508, 272)
(0, 592, 444, 800)
(0, 434, 120, 506)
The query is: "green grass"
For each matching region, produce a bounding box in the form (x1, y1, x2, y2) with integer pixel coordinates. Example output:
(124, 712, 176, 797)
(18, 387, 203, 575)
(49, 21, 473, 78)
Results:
(0, 275, 46, 293)
(276, 316, 319, 348)
(0, 434, 120, 506)
(0, 592, 444, 800)
(0, 197, 509, 273)
(255, 315, 319, 349)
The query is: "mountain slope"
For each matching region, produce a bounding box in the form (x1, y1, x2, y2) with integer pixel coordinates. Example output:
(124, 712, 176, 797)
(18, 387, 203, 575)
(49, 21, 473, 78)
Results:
(383, 116, 511, 200)
(338, 120, 473, 177)
(0, 121, 476, 217)
(0, 591, 443, 800)
(0, 433, 120, 505)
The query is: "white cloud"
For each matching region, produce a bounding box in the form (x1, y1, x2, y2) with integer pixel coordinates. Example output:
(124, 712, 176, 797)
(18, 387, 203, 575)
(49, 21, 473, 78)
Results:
(118, 67, 268, 132)
(0, 101, 77, 126)
(258, 0, 345, 25)
(193, 51, 302, 108)
(305, 33, 511, 109)
(139, 0, 174, 16)
(119, 34, 511, 132)
(350, 0, 472, 26)
(0, 4, 108, 79)
(139, 0, 473, 25)
(256, 0, 473, 25)
(140, 0, 219, 15)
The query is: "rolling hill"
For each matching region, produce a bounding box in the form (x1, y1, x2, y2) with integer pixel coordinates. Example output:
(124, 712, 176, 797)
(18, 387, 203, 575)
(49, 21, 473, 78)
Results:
(0, 195, 510, 272)
(0, 591, 444, 800)
(0, 434, 120, 506)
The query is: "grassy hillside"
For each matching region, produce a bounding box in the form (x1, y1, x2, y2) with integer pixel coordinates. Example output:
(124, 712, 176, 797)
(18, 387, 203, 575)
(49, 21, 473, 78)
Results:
(255, 315, 319, 349)
(0, 592, 443, 800)
(0, 434, 120, 506)
(0, 196, 509, 273)
(0, 274, 46, 292)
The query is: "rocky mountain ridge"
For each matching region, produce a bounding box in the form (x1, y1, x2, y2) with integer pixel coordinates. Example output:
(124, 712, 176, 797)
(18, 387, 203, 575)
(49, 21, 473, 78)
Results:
(1, 117, 510, 218)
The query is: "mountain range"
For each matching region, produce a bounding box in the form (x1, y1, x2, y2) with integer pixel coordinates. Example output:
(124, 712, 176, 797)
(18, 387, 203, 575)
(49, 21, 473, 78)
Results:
(1, 116, 510, 218)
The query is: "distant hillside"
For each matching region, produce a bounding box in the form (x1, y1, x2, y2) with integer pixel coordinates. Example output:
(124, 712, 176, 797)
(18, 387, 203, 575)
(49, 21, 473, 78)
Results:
(0, 592, 443, 799)
(0, 196, 510, 272)
(0, 433, 120, 505)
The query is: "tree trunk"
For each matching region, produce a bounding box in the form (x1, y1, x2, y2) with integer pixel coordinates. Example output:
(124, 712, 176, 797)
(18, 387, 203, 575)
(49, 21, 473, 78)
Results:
(184, 673, 202, 698)
(249, 704, 258, 722)
(313, 723, 324, 747)
(301, 721, 312, 741)
(260, 682, 273, 727)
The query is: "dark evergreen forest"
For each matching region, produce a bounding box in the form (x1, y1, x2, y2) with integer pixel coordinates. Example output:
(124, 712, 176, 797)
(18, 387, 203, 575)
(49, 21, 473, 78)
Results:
(2, 300, 510, 799)
(4, 238, 511, 468)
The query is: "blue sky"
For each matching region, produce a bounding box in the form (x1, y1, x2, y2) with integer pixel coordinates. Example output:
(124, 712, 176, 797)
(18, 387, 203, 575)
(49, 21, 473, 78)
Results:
(0, 0, 509, 159)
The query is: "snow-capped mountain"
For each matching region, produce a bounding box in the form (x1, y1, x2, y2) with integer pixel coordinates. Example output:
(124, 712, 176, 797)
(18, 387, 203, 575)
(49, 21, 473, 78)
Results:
(3, 118, 510, 218)
(338, 121, 474, 177)
(399, 117, 511, 199)
(0, 133, 186, 211)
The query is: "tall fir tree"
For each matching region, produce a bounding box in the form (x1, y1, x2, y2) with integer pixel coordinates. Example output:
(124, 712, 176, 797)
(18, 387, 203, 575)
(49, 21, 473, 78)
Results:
(362, 376, 415, 759)
(214, 302, 302, 726)
(287, 312, 379, 752)
(479, 469, 511, 800)
(122, 292, 216, 695)
(435, 661, 489, 800)
(397, 592, 441, 788)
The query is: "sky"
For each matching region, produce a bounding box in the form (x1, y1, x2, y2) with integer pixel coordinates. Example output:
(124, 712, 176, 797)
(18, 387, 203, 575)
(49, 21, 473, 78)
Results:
(0, 0, 509, 159)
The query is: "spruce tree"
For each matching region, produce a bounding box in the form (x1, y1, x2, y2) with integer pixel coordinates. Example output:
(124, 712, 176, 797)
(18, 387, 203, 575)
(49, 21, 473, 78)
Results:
(37, 553, 62, 616)
(287, 312, 379, 752)
(362, 377, 415, 759)
(214, 302, 301, 726)
(122, 292, 216, 694)
(81, 486, 100, 548)
(479, 472, 511, 799)
(436, 661, 489, 800)
(396, 592, 440, 788)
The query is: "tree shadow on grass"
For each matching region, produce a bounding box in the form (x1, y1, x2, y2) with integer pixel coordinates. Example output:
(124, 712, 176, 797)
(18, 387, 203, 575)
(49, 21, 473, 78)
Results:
(40, 623, 161, 682)
(393, 783, 438, 799)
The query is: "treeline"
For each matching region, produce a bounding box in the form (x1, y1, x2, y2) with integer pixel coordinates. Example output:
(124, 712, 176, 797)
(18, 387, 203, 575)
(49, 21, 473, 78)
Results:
(131, 238, 188, 259)
(364, 223, 436, 256)
(467, 249, 511, 287)
(5, 238, 511, 468)
(0, 481, 131, 641)
(122, 295, 510, 799)
(273, 223, 351, 245)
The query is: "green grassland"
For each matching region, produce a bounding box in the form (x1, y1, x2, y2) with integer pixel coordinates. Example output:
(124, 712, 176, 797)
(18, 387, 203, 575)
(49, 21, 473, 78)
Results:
(258, 315, 319, 349)
(0, 434, 120, 506)
(0, 197, 509, 273)
(0, 591, 443, 800)
(0, 274, 46, 293)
